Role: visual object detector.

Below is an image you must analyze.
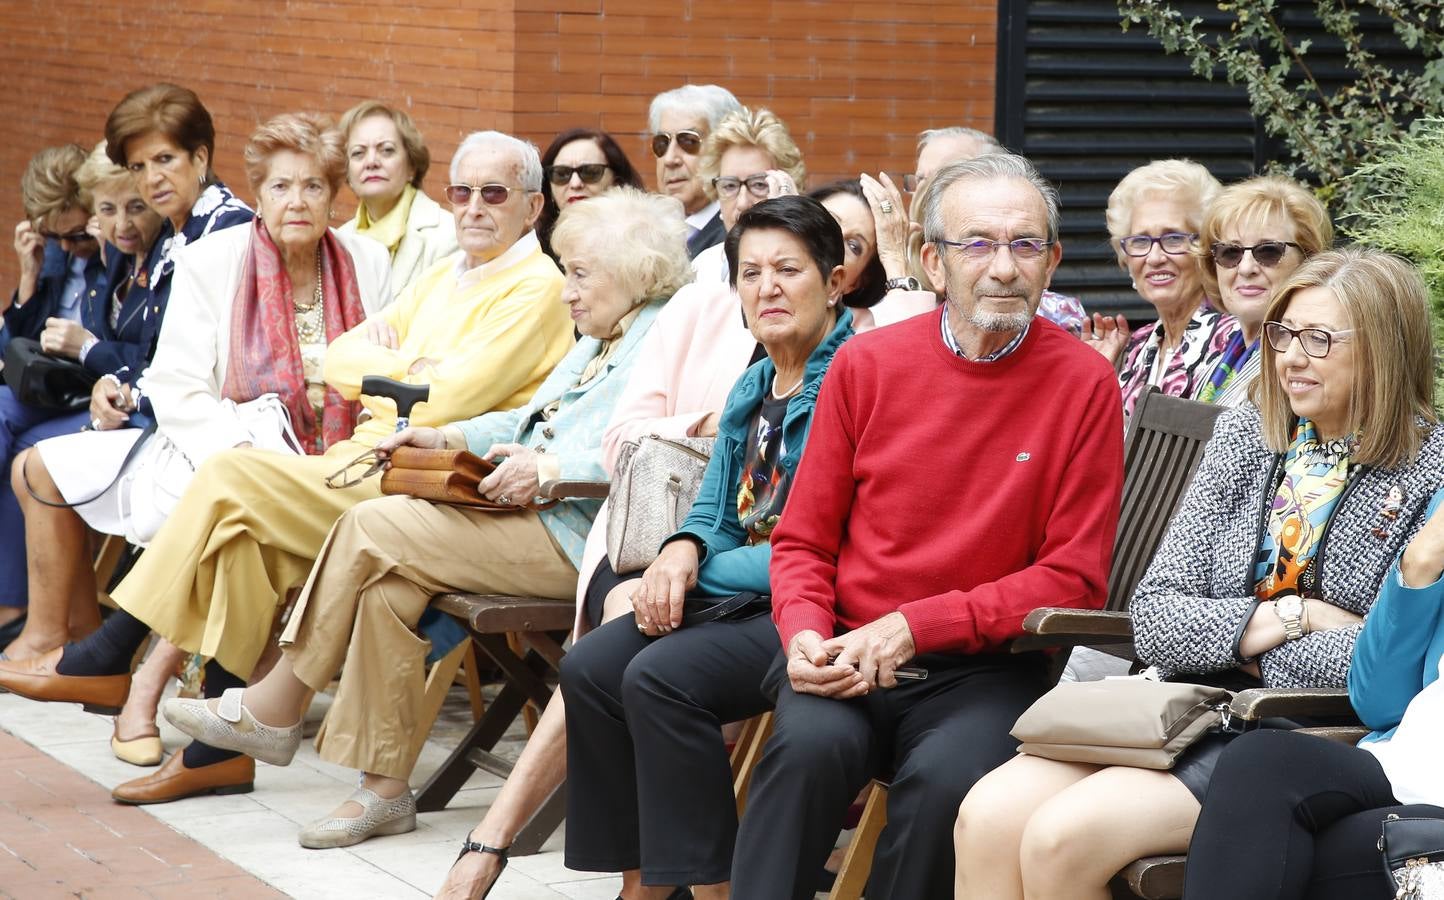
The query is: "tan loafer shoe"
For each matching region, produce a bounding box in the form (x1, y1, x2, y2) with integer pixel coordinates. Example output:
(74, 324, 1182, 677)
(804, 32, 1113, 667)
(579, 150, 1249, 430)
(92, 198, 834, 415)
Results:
(0, 647, 130, 714)
(111, 752, 254, 805)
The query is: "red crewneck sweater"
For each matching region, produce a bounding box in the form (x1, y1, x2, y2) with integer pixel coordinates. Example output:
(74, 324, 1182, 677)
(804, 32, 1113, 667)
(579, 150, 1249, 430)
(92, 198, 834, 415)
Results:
(770, 308, 1124, 655)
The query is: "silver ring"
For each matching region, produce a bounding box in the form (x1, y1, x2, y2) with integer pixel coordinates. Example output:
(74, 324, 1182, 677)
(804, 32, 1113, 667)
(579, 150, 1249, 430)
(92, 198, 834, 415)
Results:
(637, 622, 647, 633)
(498, 495, 510, 505)
(879, 201, 894, 213)
(91, 418, 101, 430)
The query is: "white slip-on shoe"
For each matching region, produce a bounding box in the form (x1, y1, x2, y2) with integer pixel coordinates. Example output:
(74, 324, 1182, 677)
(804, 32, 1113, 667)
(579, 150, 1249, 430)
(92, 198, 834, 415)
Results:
(297, 786, 417, 849)
(162, 687, 303, 767)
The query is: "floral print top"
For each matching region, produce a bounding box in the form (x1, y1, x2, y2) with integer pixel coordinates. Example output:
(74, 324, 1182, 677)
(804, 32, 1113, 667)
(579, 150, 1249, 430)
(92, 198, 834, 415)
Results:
(1118, 305, 1239, 419)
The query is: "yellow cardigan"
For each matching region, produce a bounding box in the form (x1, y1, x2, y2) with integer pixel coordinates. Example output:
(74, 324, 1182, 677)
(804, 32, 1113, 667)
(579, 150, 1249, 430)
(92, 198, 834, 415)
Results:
(324, 232, 572, 446)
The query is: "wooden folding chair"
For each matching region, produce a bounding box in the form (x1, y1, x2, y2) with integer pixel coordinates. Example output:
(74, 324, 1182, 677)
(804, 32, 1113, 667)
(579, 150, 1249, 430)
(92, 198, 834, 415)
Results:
(828, 389, 1229, 899)
(413, 477, 607, 856)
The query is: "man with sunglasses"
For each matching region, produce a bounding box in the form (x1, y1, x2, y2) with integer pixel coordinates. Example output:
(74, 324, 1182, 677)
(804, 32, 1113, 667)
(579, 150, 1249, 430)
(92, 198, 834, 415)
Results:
(3, 144, 103, 349)
(647, 84, 742, 258)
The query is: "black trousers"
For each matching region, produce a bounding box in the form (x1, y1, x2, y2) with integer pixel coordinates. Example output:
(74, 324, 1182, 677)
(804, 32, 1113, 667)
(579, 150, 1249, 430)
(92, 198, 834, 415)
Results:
(731, 649, 1052, 900)
(560, 611, 779, 886)
(1183, 728, 1444, 900)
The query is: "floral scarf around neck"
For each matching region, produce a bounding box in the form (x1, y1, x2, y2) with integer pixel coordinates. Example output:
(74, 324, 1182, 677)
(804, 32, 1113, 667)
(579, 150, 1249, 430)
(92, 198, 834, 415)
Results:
(221, 221, 367, 453)
(1196, 329, 1259, 405)
(1253, 418, 1359, 599)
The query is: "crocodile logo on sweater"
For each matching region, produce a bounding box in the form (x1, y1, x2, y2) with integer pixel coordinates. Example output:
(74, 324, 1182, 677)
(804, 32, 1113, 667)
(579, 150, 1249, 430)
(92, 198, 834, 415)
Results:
(1016, 452, 1031, 462)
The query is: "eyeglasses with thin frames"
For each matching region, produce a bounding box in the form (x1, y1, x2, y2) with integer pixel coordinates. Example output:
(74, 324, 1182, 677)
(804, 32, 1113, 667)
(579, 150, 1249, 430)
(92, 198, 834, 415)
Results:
(1118, 232, 1196, 257)
(934, 237, 1054, 261)
(1263, 321, 1355, 359)
(1211, 241, 1302, 269)
(324, 448, 386, 489)
(651, 130, 703, 158)
(444, 183, 525, 207)
(711, 174, 772, 200)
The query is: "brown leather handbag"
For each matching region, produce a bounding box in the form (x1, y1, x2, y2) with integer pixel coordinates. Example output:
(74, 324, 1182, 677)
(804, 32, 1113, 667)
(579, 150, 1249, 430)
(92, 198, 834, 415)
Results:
(379, 447, 510, 509)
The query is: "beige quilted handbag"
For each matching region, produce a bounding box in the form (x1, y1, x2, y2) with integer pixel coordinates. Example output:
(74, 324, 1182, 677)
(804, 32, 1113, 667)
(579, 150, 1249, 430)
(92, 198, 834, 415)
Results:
(607, 435, 714, 574)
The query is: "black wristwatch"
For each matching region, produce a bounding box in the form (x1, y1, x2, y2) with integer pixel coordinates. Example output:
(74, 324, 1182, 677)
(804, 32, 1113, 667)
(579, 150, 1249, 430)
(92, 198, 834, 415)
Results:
(885, 276, 922, 292)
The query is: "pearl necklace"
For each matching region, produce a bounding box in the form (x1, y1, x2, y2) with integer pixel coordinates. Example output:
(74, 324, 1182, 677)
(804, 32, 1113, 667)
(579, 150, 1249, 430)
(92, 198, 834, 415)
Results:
(772, 371, 804, 399)
(294, 252, 325, 345)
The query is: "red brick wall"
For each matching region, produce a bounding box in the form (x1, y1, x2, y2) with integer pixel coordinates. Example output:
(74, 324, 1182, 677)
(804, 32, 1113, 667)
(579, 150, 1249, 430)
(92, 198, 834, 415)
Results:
(0, 0, 995, 288)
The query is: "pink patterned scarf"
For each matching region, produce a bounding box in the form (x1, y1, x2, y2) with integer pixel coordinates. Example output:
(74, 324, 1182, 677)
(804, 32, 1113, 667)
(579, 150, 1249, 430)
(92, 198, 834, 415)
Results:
(221, 220, 366, 453)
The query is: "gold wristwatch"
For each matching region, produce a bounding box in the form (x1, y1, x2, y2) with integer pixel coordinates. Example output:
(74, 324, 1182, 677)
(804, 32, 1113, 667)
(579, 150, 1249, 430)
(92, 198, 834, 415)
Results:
(1274, 596, 1306, 641)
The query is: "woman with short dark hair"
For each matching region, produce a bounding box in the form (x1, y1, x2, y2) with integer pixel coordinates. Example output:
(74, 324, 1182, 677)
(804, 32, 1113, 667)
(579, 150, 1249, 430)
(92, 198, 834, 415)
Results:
(561, 195, 854, 899)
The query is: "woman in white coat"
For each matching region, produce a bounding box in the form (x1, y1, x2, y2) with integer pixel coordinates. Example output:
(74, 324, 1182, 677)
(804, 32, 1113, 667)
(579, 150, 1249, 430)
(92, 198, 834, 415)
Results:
(336, 100, 457, 295)
(5, 111, 391, 767)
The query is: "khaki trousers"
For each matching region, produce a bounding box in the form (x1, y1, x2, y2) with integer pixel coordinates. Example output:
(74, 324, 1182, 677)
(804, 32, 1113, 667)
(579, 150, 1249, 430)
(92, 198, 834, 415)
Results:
(113, 441, 381, 679)
(280, 494, 577, 779)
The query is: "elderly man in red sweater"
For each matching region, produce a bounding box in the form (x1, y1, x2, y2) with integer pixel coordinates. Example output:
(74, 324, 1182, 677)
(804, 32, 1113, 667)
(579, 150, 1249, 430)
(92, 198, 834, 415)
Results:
(730, 153, 1125, 898)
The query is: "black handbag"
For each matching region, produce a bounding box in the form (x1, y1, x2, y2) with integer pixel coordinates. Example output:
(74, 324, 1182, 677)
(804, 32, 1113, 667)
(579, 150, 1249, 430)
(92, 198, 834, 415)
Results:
(680, 591, 772, 627)
(1379, 813, 1444, 898)
(3, 337, 99, 410)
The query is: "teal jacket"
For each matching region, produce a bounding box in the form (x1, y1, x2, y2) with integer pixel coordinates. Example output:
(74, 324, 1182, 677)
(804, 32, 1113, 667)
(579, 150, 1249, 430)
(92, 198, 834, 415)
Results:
(671, 309, 853, 596)
(1351, 486, 1444, 743)
(455, 298, 665, 567)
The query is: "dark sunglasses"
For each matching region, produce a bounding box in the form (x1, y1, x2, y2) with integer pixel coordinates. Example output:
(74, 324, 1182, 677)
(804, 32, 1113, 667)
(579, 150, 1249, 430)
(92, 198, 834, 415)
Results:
(1211, 240, 1302, 269)
(651, 130, 703, 158)
(444, 183, 524, 206)
(40, 228, 96, 243)
(544, 164, 610, 186)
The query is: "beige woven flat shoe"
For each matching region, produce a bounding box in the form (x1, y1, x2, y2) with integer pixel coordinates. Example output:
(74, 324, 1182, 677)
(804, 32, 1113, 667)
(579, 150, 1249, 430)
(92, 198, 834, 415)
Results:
(162, 687, 302, 766)
(298, 786, 417, 849)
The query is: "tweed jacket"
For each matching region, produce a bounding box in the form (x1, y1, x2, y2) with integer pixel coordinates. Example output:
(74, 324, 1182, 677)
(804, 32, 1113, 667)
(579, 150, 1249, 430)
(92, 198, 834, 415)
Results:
(454, 298, 665, 568)
(1131, 404, 1444, 688)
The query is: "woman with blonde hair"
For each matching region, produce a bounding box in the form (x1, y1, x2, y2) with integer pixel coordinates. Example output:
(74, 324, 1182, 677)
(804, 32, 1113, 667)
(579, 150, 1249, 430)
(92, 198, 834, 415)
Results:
(159, 186, 689, 855)
(1195, 175, 1333, 406)
(337, 100, 456, 293)
(954, 246, 1444, 900)
(1084, 159, 1236, 418)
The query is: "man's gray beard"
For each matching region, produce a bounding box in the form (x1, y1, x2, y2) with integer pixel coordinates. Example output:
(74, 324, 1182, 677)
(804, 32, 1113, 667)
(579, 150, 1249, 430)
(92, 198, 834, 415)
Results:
(969, 307, 1033, 333)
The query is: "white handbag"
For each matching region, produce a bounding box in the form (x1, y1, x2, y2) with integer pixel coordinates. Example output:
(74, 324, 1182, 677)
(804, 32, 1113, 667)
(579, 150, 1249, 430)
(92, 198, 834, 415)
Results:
(606, 435, 714, 574)
(118, 393, 301, 545)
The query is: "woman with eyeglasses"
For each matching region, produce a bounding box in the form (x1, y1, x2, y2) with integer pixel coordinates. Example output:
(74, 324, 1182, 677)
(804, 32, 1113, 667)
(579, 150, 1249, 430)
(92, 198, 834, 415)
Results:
(1194, 175, 1333, 406)
(954, 246, 1444, 900)
(1084, 159, 1236, 420)
(536, 128, 644, 266)
(337, 100, 457, 295)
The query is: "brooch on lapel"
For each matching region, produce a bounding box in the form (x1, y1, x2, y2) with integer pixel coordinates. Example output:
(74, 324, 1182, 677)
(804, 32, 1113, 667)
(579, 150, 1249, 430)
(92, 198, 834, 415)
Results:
(1371, 485, 1406, 539)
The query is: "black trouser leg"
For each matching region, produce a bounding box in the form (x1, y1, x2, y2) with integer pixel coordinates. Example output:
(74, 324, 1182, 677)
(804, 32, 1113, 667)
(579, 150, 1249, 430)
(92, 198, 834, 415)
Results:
(1182, 728, 1410, 899)
(869, 652, 1051, 900)
(731, 653, 882, 900)
(562, 614, 650, 874)
(562, 613, 777, 883)
(625, 613, 777, 885)
(182, 659, 244, 768)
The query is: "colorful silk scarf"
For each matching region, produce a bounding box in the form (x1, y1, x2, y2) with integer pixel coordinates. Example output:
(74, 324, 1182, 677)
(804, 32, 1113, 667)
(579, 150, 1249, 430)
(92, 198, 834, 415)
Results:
(1196, 330, 1259, 405)
(221, 220, 367, 453)
(1118, 306, 1239, 419)
(1253, 419, 1357, 599)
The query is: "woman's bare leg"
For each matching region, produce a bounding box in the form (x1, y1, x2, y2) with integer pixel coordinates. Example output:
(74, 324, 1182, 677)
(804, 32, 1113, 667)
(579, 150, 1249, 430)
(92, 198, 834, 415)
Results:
(5, 449, 98, 658)
(434, 579, 639, 899)
(1017, 765, 1200, 900)
(954, 753, 1102, 899)
(114, 640, 186, 740)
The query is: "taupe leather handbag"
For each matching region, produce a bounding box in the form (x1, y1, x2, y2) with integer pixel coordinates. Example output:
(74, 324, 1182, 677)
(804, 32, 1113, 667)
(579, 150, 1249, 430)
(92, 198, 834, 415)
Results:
(607, 435, 714, 574)
(1010, 678, 1235, 770)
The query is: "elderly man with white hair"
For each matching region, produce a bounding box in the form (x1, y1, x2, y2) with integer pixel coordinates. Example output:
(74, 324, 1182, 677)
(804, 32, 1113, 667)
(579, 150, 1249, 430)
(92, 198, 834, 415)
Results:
(0, 130, 572, 811)
(648, 83, 743, 258)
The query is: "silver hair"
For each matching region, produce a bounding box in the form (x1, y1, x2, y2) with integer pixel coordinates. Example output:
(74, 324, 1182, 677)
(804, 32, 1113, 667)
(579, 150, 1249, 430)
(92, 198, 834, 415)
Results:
(648, 84, 743, 134)
(449, 130, 543, 192)
(919, 153, 1061, 244)
(917, 126, 1003, 157)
